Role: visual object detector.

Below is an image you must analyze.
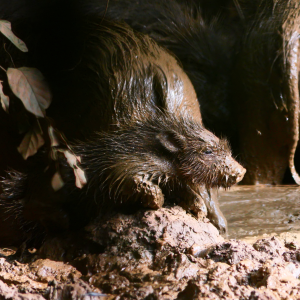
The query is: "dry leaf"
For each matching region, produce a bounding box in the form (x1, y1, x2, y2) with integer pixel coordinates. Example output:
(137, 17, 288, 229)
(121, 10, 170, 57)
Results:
(62, 150, 87, 188)
(74, 167, 87, 189)
(48, 126, 59, 147)
(17, 124, 44, 159)
(7, 67, 52, 117)
(63, 150, 81, 167)
(0, 81, 9, 113)
(0, 20, 28, 52)
(51, 172, 65, 191)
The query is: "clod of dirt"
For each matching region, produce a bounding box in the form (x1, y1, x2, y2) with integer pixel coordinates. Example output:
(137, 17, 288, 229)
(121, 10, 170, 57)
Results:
(0, 256, 101, 299)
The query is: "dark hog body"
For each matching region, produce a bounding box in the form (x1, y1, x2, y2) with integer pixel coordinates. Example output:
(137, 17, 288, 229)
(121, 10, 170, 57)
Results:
(230, 0, 300, 184)
(1, 113, 244, 245)
(81, 0, 242, 140)
(180, 0, 236, 20)
(0, 2, 245, 246)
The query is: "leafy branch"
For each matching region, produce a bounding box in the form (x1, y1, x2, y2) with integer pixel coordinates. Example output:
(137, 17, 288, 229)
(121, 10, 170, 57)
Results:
(0, 20, 87, 190)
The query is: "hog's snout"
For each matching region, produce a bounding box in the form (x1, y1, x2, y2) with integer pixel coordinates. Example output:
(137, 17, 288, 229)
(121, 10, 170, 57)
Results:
(235, 165, 246, 183)
(221, 156, 246, 187)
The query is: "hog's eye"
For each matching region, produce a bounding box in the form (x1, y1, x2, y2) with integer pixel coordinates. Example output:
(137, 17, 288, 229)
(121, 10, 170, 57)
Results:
(204, 149, 213, 155)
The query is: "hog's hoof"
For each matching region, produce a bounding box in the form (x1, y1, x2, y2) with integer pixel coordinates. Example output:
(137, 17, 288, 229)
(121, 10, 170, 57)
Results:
(133, 175, 164, 209)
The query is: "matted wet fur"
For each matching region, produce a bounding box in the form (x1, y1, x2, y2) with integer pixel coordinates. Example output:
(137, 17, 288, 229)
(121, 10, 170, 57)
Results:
(81, 0, 242, 138)
(75, 112, 243, 207)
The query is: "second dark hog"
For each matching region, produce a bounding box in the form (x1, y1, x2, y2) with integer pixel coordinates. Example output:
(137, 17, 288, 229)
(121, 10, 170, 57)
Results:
(86, 0, 300, 185)
(83, 0, 242, 141)
(230, 0, 300, 184)
(0, 2, 245, 245)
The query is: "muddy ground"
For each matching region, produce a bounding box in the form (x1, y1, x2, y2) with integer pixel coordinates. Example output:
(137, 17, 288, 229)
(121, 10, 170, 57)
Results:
(0, 206, 300, 300)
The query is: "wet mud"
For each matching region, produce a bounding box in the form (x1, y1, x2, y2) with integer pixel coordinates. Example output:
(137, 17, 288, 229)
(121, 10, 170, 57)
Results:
(0, 198, 300, 299)
(219, 186, 300, 239)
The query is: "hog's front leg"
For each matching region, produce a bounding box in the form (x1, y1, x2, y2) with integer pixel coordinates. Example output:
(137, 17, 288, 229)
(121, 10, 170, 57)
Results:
(133, 175, 164, 209)
(178, 184, 227, 234)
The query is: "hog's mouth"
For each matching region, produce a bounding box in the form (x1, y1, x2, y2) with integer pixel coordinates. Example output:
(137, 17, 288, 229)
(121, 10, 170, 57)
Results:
(217, 159, 247, 188)
(219, 171, 246, 189)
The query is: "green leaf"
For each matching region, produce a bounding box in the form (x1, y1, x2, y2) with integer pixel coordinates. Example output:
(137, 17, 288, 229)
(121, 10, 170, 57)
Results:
(0, 20, 28, 52)
(7, 67, 52, 117)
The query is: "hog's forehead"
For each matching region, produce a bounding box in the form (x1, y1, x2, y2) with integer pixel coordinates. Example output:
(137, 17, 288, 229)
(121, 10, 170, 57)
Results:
(198, 129, 220, 145)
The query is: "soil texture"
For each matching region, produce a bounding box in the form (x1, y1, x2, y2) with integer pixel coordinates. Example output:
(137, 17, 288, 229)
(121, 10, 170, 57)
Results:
(0, 206, 300, 299)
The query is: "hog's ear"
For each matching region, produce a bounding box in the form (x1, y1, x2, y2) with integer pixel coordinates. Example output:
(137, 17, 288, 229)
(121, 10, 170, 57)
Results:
(156, 132, 186, 153)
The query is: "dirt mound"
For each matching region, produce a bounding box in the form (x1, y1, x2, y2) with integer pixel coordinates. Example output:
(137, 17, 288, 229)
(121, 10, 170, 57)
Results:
(0, 206, 300, 299)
